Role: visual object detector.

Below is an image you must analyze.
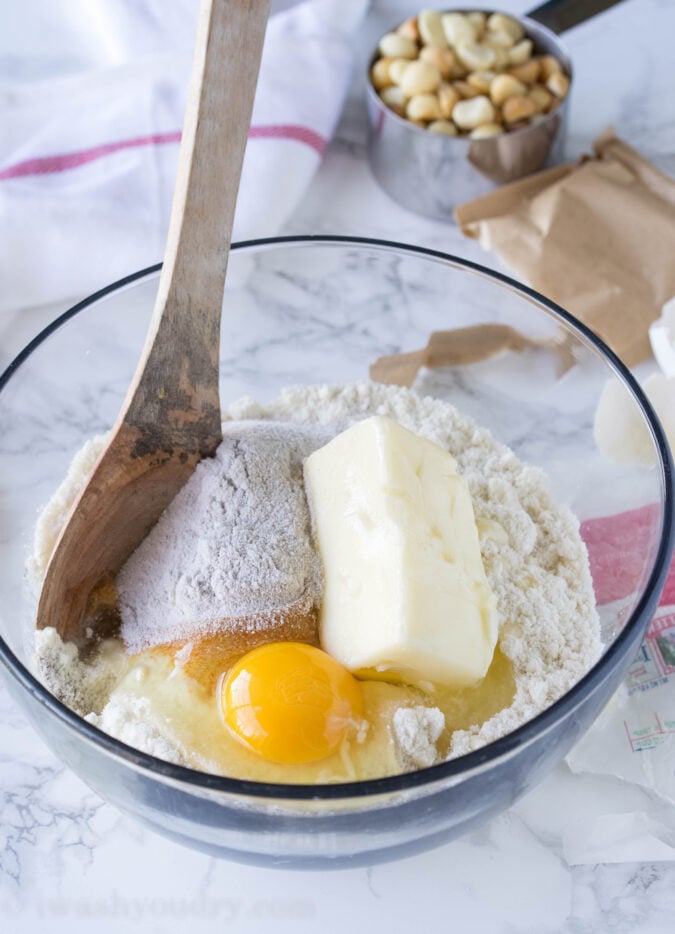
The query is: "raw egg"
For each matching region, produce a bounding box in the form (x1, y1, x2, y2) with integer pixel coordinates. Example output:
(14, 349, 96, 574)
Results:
(150, 601, 319, 694)
(220, 642, 364, 764)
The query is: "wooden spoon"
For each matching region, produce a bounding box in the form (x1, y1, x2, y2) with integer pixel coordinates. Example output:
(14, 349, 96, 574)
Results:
(36, 0, 271, 645)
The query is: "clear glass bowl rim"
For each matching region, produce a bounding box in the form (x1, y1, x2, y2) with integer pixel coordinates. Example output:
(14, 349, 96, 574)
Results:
(1, 234, 672, 801)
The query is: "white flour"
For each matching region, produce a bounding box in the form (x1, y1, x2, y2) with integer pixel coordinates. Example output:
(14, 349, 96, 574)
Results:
(231, 382, 601, 756)
(393, 707, 446, 769)
(33, 381, 601, 767)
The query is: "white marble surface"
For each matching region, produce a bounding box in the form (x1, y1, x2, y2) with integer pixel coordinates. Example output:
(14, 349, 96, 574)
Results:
(2, 1, 675, 931)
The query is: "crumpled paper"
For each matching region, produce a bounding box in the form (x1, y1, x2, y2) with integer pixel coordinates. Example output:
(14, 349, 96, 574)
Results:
(563, 578, 675, 864)
(563, 809, 675, 865)
(567, 623, 675, 803)
(455, 129, 675, 367)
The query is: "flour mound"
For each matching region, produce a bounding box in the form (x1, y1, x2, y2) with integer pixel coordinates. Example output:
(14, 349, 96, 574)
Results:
(33, 381, 601, 765)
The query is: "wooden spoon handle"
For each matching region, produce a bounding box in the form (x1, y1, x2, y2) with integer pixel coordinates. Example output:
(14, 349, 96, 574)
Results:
(36, 0, 270, 644)
(125, 0, 270, 439)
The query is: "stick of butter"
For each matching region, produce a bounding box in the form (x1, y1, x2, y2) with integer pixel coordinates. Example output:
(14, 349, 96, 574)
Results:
(304, 416, 499, 688)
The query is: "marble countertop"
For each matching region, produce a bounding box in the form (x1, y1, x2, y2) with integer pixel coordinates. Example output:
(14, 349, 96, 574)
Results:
(2, 1, 675, 931)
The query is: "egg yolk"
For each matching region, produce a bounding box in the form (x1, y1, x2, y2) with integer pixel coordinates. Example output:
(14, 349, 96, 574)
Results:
(220, 642, 364, 764)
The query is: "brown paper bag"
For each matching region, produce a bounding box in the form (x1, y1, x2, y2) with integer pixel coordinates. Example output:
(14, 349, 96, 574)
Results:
(454, 129, 675, 366)
(369, 325, 575, 386)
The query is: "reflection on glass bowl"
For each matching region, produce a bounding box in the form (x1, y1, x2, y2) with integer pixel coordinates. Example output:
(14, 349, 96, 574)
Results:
(0, 237, 672, 869)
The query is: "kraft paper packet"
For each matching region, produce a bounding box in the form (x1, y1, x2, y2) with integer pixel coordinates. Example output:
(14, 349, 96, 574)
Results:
(454, 129, 675, 367)
(369, 324, 574, 385)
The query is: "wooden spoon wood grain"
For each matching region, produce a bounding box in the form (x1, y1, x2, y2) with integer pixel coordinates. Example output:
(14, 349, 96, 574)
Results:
(36, 0, 270, 645)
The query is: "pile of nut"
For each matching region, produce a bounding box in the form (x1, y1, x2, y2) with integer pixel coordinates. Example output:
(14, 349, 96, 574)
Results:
(370, 10, 570, 138)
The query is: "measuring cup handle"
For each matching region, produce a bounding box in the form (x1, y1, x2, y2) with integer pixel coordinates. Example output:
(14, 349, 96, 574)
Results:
(526, 0, 627, 34)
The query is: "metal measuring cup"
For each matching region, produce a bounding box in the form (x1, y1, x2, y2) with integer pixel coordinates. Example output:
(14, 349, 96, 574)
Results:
(366, 1, 626, 219)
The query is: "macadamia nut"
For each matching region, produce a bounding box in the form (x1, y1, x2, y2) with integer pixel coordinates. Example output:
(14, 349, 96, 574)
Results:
(400, 59, 442, 96)
(407, 93, 443, 121)
(456, 39, 496, 71)
(419, 45, 456, 80)
(490, 73, 527, 106)
(470, 122, 504, 139)
(419, 10, 448, 48)
(487, 13, 524, 42)
(428, 119, 458, 135)
(453, 95, 496, 130)
(379, 32, 418, 60)
(371, 58, 394, 91)
(438, 82, 460, 117)
(441, 12, 477, 46)
(380, 86, 408, 116)
(502, 95, 537, 123)
(371, 8, 570, 139)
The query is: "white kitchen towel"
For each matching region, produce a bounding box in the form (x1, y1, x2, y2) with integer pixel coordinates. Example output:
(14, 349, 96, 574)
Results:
(0, 0, 368, 314)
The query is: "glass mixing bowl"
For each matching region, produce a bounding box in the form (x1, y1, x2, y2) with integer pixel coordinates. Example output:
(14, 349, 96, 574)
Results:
(0, 237, 672, 869)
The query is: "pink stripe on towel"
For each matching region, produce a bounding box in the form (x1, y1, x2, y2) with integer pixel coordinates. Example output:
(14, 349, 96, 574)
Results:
(0, 132, 182, 179)
(248, 124, 326, 153)
(0, 124, 327, 180)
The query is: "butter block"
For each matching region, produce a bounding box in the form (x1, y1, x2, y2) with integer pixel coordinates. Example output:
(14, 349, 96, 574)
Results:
(304, 416, 498, 688)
